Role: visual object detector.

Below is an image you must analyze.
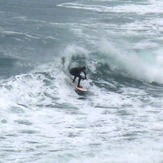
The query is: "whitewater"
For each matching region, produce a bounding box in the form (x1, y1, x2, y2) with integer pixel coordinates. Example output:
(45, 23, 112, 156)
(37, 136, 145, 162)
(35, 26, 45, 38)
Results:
(0, 0, 163, 163)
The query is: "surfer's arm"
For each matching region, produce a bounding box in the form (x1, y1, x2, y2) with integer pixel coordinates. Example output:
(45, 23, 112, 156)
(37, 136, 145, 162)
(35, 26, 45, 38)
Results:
(83, 70, 87, 79)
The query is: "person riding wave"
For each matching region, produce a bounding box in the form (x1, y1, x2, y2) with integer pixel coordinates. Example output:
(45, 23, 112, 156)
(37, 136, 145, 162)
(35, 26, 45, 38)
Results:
(69, 66, 87, 88)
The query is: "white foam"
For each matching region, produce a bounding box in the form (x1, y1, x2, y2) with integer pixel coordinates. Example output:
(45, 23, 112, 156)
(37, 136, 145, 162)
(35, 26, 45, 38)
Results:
(98, 39, 163, 84)
(1, 58, 163, 163)
(1, 0, 163, 161)
(58, 1, 163, 15)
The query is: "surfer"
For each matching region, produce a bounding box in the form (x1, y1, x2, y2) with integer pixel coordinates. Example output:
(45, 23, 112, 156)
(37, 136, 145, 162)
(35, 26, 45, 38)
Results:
(69, 66, 87, 88)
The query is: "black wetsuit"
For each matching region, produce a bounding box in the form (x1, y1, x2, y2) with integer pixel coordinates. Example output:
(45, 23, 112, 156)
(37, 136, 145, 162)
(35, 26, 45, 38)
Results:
(69, 67, 86, 87)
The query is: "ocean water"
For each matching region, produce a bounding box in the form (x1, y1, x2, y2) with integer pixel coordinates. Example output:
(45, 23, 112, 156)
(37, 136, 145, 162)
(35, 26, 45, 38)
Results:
(0, 0, 163, 162)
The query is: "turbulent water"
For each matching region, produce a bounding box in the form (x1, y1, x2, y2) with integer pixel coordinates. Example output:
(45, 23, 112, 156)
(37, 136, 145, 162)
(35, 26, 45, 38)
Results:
(1, 0, 163, 162)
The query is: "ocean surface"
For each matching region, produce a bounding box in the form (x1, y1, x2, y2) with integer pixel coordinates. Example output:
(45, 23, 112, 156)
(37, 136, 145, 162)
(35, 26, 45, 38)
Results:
(1, 0, 163, 162)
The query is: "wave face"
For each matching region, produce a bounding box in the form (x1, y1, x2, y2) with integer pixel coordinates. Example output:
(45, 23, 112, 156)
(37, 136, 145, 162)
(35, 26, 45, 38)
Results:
(1, 0, 163, 163)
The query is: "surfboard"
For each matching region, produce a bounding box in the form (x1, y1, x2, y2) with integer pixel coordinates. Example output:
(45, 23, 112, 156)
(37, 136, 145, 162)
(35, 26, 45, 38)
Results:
(75, 86, 87, 92)
(65, 76, 88, 94)
(75, 86, 87, 95)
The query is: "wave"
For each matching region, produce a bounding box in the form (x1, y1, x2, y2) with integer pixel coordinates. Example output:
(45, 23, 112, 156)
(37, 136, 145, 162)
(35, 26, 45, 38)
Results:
(58, 1, 163, 14)
(62, 42, 163, 86)
(93, 39, 163, 84)
(0, 49, 162, 116)
(0, 29, 40, 40)
(1, 40, 162, 107)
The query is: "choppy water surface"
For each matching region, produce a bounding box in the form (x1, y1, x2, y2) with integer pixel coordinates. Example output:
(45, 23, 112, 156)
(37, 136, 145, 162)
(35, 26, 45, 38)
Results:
(0, 0, 163, 162)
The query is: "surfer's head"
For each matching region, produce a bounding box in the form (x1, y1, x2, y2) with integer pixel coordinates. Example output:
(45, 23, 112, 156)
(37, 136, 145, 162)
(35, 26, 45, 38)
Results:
(82, 66, 86, 70)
